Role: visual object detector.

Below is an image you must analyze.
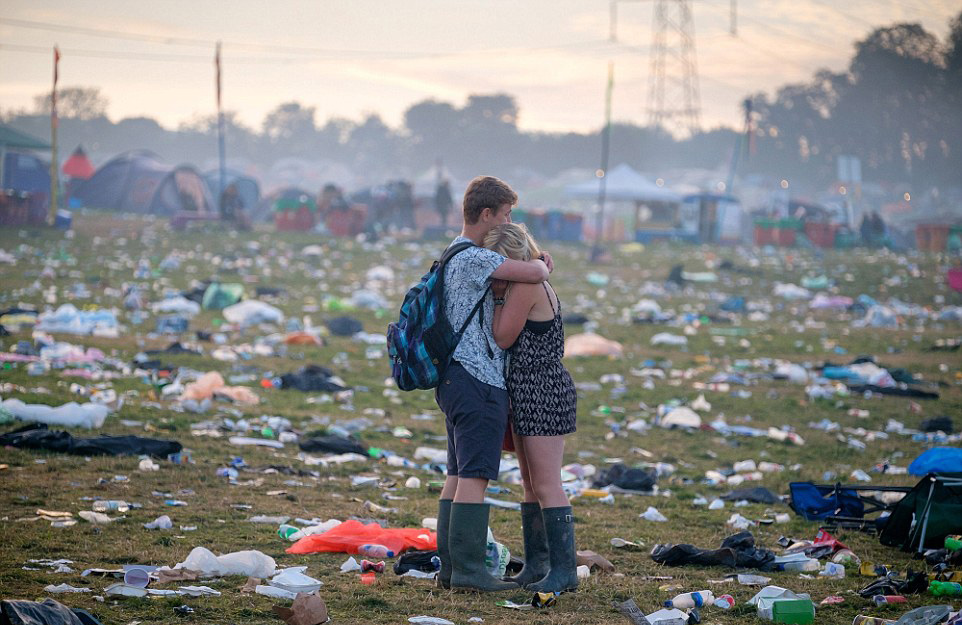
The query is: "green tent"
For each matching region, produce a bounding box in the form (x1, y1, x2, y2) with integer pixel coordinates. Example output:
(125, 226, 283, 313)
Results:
(201, 283, 244, 310)
(879, 473, 962, 553)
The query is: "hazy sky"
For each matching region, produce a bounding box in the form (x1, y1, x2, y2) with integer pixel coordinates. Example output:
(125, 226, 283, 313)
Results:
(0, 0, 958, 134)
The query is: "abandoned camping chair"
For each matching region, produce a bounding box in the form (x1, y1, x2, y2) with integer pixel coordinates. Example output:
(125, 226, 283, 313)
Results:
(788, 480, 911, 533)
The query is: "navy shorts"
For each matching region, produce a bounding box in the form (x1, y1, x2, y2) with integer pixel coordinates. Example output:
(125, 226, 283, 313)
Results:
(435, 362, 508, 481)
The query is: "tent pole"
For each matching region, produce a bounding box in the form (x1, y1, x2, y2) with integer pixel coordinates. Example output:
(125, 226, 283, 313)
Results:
(915, 478, 936, 553)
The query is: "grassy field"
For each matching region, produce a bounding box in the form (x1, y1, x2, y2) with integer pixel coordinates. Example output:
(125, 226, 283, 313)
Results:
(1, 212, 960, 625)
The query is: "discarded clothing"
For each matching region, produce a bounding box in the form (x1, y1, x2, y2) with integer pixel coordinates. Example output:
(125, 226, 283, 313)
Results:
(650, 531, 774, 570)
(722, 487, 780, 505)
(392, 549, 440, 575)
(857, 571, 929, 598)
(0, 423, 182, 458)
(143, 342, 200, 357)
(280, 365, 348, 392)
(325, 316, 363, 337)
(847, 384, 938, 400)
(592, 464, 656, 491)
(298, 435, 367, 456)
(920, 417, 954, 434)
(0, 598, 103, 625)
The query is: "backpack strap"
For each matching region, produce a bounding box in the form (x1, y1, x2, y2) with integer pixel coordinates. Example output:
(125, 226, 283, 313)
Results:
(457, 284, 492, 337)
(439, 241, 495, 357)
(433, 240, 475, 306)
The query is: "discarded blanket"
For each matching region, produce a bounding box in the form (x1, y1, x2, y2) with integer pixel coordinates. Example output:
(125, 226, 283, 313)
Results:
(298, 435, 367, 456)
(592, 464, 656, 491)
(564, 332, 624, 358)
(650, 531, 775, 570)
(722, 487, 780, 504)
(179, 371, 259, 405)
(0, 598, 103, 625)
(0, 423, 182, 458)
(325, 316, 363, 337)
(286, 520, 435, 556)
(280, 365, 348, 392)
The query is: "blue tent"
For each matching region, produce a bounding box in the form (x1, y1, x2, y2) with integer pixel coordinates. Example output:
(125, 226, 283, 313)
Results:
(909, 448, 962, 476)
(74, 152, 214, 216)
(0, 124, 51, 195)
(73, 150, 169, 212)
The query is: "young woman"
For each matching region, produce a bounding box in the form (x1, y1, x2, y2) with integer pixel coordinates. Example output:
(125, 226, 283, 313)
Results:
(483, 223, 578, 593)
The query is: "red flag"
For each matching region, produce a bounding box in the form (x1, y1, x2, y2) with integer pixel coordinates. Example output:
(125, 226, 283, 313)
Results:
(215, 42, 222, 111)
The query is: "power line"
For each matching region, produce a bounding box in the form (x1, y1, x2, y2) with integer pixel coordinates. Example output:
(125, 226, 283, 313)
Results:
(0, 43, 371, 64)
(0, 16, 611, 60)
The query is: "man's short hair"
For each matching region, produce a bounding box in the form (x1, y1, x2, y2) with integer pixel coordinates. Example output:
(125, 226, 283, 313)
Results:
(462, 176, 518, 225)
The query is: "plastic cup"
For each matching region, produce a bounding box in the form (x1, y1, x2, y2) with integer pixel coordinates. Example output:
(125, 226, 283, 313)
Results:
(123, 567, 150, 588)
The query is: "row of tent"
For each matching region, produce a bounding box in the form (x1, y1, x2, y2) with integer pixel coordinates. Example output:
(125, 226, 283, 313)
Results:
(71, 150, 261, 217)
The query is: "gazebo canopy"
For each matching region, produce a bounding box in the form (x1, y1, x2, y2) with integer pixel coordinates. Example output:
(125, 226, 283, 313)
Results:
(564, 163, 681, 203)
(0, 124, 50, 151)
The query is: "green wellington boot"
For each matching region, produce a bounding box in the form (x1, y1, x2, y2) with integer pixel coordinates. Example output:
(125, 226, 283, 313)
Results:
(449, 502, 519, 592)
(505, 502, 549, 588)
(436, 499, 452, 589)
(527, 506, 579, 593)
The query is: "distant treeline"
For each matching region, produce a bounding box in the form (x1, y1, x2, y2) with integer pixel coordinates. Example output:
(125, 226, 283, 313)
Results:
(3, 15, 960, 192)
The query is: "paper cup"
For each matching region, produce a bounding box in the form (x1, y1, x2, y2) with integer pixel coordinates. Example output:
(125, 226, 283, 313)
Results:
(123, 567, 150, 588)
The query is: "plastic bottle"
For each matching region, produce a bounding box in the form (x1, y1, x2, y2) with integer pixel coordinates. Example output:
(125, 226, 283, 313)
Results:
(832, 549, 860, 566)
(929, 580, 962, 596)
(872, 595, 906, 606)
(779, 558, 820, 572)
(92, 500, 129, 513)
(277, 524, 299, 540)
(819, 562, 845, 578)
(664, 590, 714, 609)
(358, 544, 394, 558)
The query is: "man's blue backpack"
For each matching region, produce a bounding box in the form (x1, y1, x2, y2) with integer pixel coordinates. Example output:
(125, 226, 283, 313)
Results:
(387, 241, 490, 391)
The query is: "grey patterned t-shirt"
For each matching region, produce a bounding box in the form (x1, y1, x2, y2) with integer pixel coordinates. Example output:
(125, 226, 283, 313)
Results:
(443, 236, 506, 389)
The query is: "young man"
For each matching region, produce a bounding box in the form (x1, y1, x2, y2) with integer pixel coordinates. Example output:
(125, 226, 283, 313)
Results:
(434, 176, 552, 592)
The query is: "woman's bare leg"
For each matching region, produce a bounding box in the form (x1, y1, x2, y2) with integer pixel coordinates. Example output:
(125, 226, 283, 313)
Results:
(520, 435, 568, 508)
(512, 430, 539, 503)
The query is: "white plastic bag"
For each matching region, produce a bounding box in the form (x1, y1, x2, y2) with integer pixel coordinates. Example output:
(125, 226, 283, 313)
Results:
(176, 547, 275, 578)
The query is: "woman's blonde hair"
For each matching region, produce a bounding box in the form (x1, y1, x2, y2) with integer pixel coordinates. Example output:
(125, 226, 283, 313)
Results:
(483, 222, 541, 261)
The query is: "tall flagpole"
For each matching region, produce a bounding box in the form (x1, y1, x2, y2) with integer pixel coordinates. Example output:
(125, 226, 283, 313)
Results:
(216, 41, 226, 216)
(48, 45, 60, 225)
(591, 61, 614, 262)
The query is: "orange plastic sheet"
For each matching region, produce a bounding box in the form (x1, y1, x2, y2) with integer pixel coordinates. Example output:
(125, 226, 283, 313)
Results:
(285, 520, 436, 555)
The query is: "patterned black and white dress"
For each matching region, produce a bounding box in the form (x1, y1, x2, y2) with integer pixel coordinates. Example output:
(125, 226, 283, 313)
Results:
(507, 283, 577, 437)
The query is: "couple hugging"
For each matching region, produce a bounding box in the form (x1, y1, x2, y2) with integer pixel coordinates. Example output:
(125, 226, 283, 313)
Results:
(432, 176, 578, 593)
